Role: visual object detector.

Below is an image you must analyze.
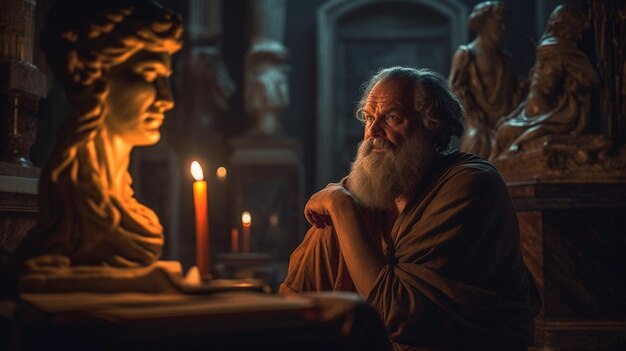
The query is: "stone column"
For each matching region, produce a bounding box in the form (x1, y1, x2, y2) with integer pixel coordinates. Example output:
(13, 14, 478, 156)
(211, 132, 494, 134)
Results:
(244, 0, 289, 137)
(188, 0, 222, 43)
(0, 0, 45, 252)
(250, 0, 286, 43)
(0, 0, 46, 166)
(223, 1, 301, 289)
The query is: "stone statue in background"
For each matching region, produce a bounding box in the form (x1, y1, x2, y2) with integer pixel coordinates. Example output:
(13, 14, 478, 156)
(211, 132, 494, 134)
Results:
(244, 39, 290, 136)
(491, 5, 598, 159)
(174, 44, 235, 138)
(17, 0, 182, 272)
(449, 1, 524, 158)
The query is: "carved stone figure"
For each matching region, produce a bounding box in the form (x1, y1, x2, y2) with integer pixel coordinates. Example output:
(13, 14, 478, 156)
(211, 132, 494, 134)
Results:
(490, 5, 598, 159)
(175, 45, 235, 138)
(244, 39, 290, 136)
(17, 0, 182, 271)
(449, 1, 523, 158)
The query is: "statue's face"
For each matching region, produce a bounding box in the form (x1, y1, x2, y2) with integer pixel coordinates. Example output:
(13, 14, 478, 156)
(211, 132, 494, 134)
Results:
(104, 50, 174, 147)
(484, 13, 506, 42)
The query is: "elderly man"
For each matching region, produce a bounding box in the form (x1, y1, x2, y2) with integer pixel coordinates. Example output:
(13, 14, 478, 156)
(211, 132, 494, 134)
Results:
(280, 67, 540, 350)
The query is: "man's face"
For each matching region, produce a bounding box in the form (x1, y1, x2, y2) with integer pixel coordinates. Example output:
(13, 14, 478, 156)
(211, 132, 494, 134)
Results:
(348, 77, 436, 208)
(104, 50, 174, 147)
(362, 78, 420, 149)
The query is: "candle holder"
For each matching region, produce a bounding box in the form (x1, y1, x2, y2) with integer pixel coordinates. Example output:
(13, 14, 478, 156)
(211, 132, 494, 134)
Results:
(226, 137, 304, 291)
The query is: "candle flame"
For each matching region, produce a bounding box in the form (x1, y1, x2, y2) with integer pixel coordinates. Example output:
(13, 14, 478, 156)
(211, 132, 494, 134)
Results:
(216, 166, 227, 180)
(242, 211, 252, 226)
(191, 161, 204, 181)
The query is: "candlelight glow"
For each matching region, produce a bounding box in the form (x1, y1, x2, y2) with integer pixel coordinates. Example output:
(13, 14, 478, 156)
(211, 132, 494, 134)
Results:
(242, 211, 252, 226)
(216, 166, 227, 181)
(191, 161, 204, 181)
(269, 213, 279, 226)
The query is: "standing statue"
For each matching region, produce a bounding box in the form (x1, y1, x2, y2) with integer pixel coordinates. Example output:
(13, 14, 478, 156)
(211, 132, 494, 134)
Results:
(18, 0, 182, 270)
(449, 1, 524, 158)
(244, 38, 290, 136)
(491, 5, 598, 159)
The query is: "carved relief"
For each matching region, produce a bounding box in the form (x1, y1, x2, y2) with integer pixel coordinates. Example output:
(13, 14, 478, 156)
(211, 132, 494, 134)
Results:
(492, 134, 626, 183)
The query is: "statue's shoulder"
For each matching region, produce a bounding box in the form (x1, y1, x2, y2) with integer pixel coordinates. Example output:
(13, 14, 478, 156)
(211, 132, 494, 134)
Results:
(454, 45, 472, 58)
(451, 45, 473, 70)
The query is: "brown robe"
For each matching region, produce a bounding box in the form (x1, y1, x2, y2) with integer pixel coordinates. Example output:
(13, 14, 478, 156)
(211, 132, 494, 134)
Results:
(281, 152, 540, 350)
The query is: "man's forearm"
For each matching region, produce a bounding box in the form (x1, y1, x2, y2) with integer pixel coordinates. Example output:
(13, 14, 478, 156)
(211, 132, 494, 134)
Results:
(329, 195, 386, 297)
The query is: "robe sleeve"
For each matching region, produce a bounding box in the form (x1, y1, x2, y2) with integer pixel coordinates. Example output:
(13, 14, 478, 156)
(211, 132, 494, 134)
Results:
(279, 226, 354, 295)
(366, 161, 538, 346)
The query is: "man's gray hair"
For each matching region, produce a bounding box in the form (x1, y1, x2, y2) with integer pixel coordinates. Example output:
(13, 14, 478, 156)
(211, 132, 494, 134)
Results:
(355, 66, 464, 151)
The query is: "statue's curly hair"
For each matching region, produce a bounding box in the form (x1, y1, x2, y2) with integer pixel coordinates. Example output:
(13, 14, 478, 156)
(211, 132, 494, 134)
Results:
(545, 5, 588, 40)
(41, 0, 182, 182)
(468, 1, 507, 33)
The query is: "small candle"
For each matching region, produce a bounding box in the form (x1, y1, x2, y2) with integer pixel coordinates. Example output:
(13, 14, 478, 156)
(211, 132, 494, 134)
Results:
(242, 211, 251, 253)
(216, 166, 227, 182)
(191, 161, 211, 277)
(231, 227, 239, 253)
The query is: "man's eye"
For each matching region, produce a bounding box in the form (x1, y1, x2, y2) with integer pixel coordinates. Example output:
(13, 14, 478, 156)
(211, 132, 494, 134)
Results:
(363, 115, 375, 123)
(386, 114, 401, 123)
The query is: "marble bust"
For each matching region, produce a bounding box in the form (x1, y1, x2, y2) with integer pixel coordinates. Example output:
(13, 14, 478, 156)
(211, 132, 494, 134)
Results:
(17, 0, 183, 286)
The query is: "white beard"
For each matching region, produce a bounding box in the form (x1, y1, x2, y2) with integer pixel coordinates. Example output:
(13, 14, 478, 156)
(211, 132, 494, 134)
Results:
(347, 136, 433, 210)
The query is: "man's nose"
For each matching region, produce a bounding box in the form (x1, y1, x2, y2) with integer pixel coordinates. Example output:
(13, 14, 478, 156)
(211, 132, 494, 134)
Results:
(367, 116, 385, 138)
(154, 77, 174, 112)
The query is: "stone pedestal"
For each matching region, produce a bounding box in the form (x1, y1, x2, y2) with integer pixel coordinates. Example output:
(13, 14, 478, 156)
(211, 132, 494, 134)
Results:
(491, 135, 626, 184)
(508, 182, 626, 350)
(227, 137, 303, 286)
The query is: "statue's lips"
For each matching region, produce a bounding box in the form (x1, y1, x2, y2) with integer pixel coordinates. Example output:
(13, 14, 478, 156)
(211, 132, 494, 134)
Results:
(143, 114, 164, 130)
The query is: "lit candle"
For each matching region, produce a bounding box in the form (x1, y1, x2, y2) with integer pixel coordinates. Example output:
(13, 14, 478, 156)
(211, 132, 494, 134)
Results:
(231, 227, 239, 253)
(191, 161, 210, 277)
(216, 166, 227, 182)
(242, 211, 251, 253)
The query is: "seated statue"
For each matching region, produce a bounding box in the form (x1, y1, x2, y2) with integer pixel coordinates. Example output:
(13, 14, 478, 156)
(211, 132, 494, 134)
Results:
(449, 1, 524, 158)
(490, 5, 598, 159)
(16, 0, 183, 287)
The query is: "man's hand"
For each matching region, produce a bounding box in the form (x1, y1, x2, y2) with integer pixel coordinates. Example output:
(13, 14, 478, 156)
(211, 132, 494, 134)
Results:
(304, 182, 384, 297)
(304, 183, 353, 229)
